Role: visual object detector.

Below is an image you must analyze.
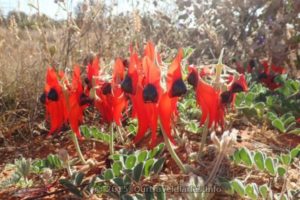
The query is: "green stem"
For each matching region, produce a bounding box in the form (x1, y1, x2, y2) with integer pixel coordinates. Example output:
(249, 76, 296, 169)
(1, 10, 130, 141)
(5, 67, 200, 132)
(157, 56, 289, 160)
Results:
(109, 123, 115, 155)
(199, 119, 209, 156)
(161, 124, 186, 173)
(71, 132, 87, 165)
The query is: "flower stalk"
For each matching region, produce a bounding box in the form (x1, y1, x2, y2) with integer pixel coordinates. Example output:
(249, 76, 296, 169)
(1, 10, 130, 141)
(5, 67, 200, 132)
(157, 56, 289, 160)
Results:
(199, 119, 209, 157)
(161, 123, 186, 173)
(109, 123, 115, 155)
(70, 132, 87, 165)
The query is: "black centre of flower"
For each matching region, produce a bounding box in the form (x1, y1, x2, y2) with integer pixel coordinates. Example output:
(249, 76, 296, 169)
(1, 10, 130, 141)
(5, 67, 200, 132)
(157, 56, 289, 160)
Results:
(102, 83, 112, 95)
(258, 73, 268, 80)
(79, 93, 93, 106)
(47, 88, 59, 101)
(84, 77, 92, 89)
(39, 92, 46, 104)
(221, 91, 233, 104)
(231, 83, 244, 93)
(123, 59, 129, 68)
(249, 59, 256, 68)
(121, 75, 133, 94)
(143, 84, 158, 103)
(171, 79, 187, 97)
(187, 72, 198, 88)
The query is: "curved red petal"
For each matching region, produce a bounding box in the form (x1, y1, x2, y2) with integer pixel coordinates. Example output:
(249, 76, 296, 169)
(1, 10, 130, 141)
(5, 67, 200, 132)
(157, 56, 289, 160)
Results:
(113, 58, 125, 85)
(166, 49, 183, 93)
(158, 93, 177, 144)
(144, 41, 155, 62)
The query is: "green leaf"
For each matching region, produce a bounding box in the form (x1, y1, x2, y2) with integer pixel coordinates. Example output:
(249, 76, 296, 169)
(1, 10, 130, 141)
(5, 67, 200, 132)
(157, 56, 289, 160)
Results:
(132, 162, 144, 182)
(144, 159, 154, 177)
(137, 151, 148, 163)
(103, 169, 114, 180)
(290, 147, 300, 159)
(144, 186, 154, 200)
(231, 179, 245, 197)
(151, 158, 165, 174)
(123, 174, 131, 185)
(280, 113, 293, 121)
(286, 122, 296, 132)
(245, 92, 255, 106)
(155, 185, 166, 200)
(245, 183, 258, 200)
(156, 144, 165, 156)
(74, 172, 84, 186)
(90, 127, 101, 139)
(46, 154, 62, 169)
(283, 116, 295, 126)
(254, 102, 265, 118)
(102, 134, 111, 143)
(280, 194, 288, 200)
(277, 166, 286, 177)
(266, 96, 275, 106)
(267, 112, 278, 121)
(112, 161, 123, 177)
(121, 194, 134, 200)
(125, 155, 137, 169)
(280, 154, 291, 165)
(254, 151, 265, 171)
(259, 184, 269, 199)
(80, 125, 91, 138)
(60, 179, 83, 197)
(233, 149, 241, 164)
(135, 194, 145, 200)
(240, 148, 253, 167)
(265, 158, 276, 176)
(110, 154, 121, 161)
(272, 119, 285, 133)
(288, 128, 300, 135)
(218, 177, 234, 195)
(149, 144, 164, 158)
(113, 177, 124, 187)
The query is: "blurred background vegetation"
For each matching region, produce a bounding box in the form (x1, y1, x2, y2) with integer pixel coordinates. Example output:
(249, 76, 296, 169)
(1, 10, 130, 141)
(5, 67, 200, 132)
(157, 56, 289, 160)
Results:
(0, 0, 299, 138)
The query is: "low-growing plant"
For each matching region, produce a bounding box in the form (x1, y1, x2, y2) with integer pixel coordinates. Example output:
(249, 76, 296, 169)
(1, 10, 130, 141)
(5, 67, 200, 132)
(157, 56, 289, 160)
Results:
(60, 144, 167, 199)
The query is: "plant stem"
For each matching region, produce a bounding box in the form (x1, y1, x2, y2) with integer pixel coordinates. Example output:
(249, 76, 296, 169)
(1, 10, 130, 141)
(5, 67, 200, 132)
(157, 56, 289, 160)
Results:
(199, 119, 209, 156)
(161, 124, 186, 173)
(66, 162, 72, 177)
(70, 132, 87, 165)
(109, 123, 115, 155)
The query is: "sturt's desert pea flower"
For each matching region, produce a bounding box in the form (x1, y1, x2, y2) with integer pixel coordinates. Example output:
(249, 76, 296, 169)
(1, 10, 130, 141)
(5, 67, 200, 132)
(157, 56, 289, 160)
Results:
(41, 67, 68, 136)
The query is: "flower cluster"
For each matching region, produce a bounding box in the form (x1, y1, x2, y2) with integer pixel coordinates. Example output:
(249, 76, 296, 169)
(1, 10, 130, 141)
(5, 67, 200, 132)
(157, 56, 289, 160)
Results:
(40, 66, 92, 140)
(187, 64, 248, 129)
(40, 42, 188, 147)
(40, 43, 252, 147)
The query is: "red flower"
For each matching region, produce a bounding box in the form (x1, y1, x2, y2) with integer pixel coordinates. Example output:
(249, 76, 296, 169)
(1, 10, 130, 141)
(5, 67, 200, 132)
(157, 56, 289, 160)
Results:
(229, 74, 248, 93)
(158, 48, 186, 145)
(133, 56, 162, 147)
(227, 74, 248, 107)
(95, 58, 127, 125)
(189, 68, 247, 128)
(259, 61, 283, 90)
(121, 50, 142, 119)
(84, 57, 100, 97)
(196, 79, 225, 128)
(68, 66, 92, 139)
(43, 67, 68, 135)
(86, 56, 100, 83)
